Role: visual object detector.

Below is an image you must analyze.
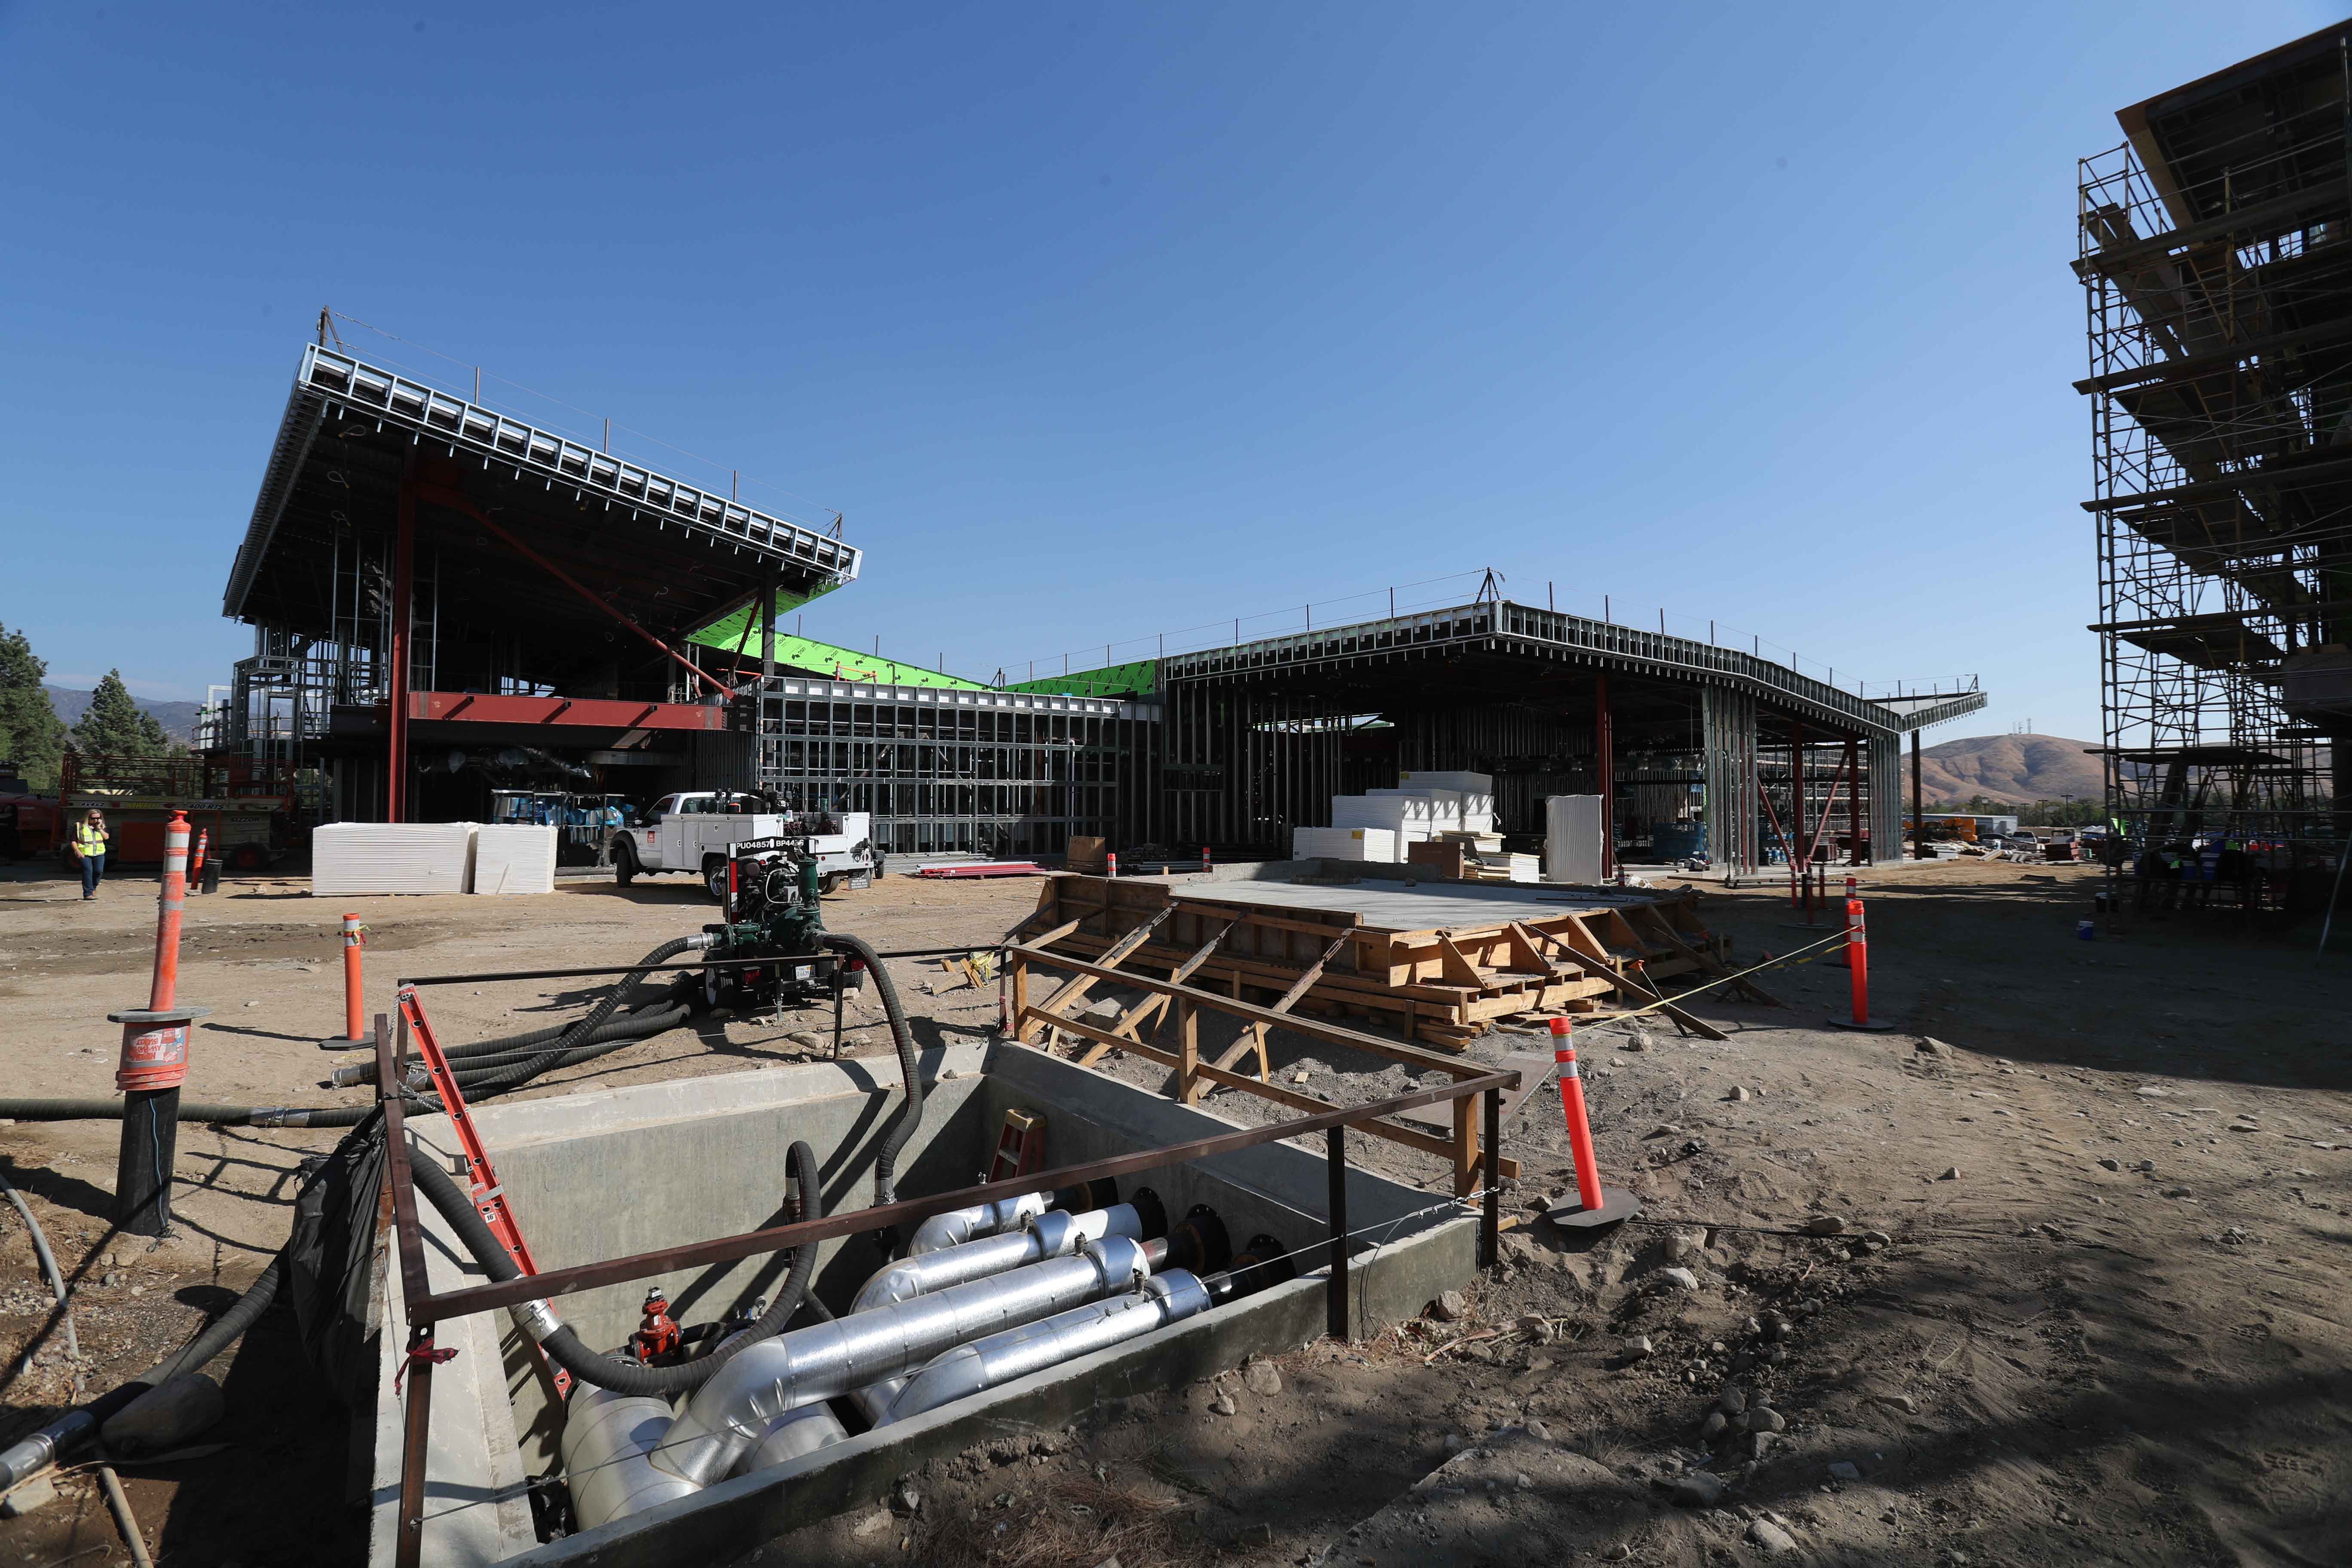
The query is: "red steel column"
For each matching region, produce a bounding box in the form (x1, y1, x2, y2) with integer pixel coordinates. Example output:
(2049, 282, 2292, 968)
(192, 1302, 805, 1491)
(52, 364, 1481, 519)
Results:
(388, 473, 416, 823)
(1594, 671, 1615, 879)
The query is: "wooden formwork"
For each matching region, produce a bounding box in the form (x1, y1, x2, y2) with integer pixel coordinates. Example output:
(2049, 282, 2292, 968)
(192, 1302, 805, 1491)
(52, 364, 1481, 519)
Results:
(1008, 874, 1767, 1054)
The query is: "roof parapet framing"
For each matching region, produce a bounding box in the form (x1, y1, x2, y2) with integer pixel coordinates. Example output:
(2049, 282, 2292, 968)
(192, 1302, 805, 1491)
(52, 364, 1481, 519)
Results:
(222, 344, 861, 620)
(1159, 599, 1985, 737)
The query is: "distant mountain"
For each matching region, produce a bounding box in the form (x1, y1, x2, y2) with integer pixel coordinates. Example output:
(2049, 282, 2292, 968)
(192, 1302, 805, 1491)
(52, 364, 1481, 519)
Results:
(1915, 733, 2105, 807)
(44, 685, 203, 745)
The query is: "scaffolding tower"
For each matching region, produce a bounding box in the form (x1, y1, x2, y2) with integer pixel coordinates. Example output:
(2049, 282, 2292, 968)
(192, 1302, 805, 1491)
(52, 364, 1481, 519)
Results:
(2077, 24, 2352, 871)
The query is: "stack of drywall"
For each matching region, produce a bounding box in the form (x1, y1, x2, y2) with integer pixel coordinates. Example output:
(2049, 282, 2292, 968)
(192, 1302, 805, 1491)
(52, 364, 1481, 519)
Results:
(1367, 787, 1464, 833)
(1292, 826, 1398, 863)
(1331, 793, 1434, 847)
(1470, 850, 1540, 883)
(1400, 770, 1496, 832)
(312, 822, 477, 896)
(1544, 795, 1605, 885)
(471, 824, 559, 894)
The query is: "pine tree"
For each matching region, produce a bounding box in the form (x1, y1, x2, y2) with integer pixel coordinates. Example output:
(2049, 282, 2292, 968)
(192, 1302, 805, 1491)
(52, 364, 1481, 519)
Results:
(0, 622, 69, 790)
(71, 670, 164, 758)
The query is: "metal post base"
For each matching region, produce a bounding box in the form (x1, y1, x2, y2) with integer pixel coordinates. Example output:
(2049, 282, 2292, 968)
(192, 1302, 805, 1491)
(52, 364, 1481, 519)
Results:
(1546, 1186, 1641, 1229)
(1829, 1018, 1896, 1032)
(319, 1036, 370, 1051)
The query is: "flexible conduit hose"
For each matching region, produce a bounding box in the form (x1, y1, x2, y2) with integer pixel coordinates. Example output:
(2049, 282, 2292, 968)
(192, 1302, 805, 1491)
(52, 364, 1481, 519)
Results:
(446, 936, 704, 1098)
(821, 931, 922, 1209)
(0, 1256, 282, 1489)
(328, 1002, 694, 1089)
(408, 1141, 822, 1396)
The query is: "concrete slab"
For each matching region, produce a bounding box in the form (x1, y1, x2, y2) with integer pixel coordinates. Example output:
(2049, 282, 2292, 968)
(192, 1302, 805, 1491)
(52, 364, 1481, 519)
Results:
(1182, 875, 1659, 931)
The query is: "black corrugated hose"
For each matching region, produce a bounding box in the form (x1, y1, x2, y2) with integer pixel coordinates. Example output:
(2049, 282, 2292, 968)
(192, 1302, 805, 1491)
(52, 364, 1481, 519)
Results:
(820, 931, 922, 1210)
(0, 937, 710, 1485)
(408, 1141, 823, 1395)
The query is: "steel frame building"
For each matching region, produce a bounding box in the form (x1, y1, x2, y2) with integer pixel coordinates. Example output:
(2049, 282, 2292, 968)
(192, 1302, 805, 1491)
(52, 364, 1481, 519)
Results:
(2077, 23, 2352, 868)
(1011, 593, 1984, 873)
(213, 338, 1986, 867)
(749, 677, 1159, 858)
(215, 343, 863, 821)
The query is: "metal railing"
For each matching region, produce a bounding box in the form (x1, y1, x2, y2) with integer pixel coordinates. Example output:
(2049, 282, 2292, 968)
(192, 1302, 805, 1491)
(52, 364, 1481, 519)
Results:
(376, 990, 1515, 1566)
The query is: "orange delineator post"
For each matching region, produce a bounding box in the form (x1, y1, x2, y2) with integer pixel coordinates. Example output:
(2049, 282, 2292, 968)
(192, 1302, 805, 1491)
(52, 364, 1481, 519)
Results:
(1553, 1018, 1603, 1213)
(1847, 895, 1869, 1023)
(1544, 1017, 1638, 1228)
(189, 828, 208, 894)
(342, 914, 367, 1040)
(109, 810, 210, 1235)
(1831, 889, 1893, 1032)
(320, 914, 371, 1049)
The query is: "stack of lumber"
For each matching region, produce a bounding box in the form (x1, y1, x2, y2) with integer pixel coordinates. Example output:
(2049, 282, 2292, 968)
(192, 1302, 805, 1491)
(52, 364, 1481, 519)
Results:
(1008, 873, 1764, 1051)
(312, 822, 476, 896)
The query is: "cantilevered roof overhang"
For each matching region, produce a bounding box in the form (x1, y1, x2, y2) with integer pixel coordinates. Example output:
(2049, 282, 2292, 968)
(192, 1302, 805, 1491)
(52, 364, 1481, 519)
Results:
(1152, 600, 1987, 738)
(222, 345, 861, 649)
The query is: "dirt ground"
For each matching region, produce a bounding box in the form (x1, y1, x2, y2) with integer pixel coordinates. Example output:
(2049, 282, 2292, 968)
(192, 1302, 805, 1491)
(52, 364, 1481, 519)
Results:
(2, 854, 2347, 1567)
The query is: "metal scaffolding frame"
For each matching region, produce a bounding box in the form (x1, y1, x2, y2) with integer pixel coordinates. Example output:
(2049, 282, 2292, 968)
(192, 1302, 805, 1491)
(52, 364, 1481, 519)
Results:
(2077, 26, 2352, 861)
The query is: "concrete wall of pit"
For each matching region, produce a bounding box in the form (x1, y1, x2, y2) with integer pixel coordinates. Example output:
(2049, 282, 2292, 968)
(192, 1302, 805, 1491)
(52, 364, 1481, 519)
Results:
(370, 1039, 1478, 1568)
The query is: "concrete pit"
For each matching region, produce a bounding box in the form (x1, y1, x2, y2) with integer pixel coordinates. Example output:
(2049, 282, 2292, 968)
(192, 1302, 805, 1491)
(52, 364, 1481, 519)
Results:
(371, 1037, 1479, 1567)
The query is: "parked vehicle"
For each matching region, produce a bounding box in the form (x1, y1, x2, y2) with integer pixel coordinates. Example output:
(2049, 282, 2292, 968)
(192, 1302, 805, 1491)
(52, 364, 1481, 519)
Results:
(609, 791, 876, 900)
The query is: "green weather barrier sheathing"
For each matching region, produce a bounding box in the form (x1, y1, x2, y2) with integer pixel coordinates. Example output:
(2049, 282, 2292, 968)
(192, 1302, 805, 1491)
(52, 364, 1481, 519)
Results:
(1005, 656, 1158, 698)
(687, 619, 992, 692)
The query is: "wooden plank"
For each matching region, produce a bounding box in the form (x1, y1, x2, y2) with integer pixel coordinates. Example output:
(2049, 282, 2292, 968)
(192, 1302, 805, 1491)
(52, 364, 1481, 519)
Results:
(1029, 1008, 1519, 1178)
(1018, 906, 1171, 1043)
(1074, 917, 1236, 1069)
(1436, 934, 1486, 988)
(1008, 944, 1492, 1079)
(1175, 897, 1365, 942)
(1616, 962, 1729, 1041)
(1627, 904, 1781, 1006)
(1501, 922, 1557, 977)
(1175, 997, 1199, 1105)
(1206, 925, 1354, 1092)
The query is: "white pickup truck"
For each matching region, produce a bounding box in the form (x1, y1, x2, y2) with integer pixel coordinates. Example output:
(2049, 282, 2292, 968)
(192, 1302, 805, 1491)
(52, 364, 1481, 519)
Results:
(610, 791, 878, 900)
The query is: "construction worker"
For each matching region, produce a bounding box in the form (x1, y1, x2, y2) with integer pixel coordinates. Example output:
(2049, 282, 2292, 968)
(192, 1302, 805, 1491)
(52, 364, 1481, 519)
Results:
(71, 808, 109, 900)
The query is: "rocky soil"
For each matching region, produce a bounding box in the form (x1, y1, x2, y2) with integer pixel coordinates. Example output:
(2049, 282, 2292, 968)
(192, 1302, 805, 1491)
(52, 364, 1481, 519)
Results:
(1, 854, 2346, 1565)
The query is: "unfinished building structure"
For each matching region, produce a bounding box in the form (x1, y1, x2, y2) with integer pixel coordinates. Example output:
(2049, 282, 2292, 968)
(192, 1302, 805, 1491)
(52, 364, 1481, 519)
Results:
(2078, 23, 2352, 883)
(214, 341, 863, 820)
(210, 336, 1984, 867)
(1001, 592, 1984, 874)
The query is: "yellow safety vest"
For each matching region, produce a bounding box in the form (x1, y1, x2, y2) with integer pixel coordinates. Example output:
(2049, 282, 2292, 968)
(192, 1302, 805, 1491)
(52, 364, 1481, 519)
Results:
(74, 823, 107, 857)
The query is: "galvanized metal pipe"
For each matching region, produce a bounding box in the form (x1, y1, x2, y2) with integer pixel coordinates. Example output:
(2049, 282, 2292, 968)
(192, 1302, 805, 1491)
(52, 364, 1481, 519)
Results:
(732, 1401, 849, 1478)
(843, 1205, 1144, 1423)
(904, 1190, 1050, 1254)
(876, 1270, 1214, 1427)
(649, 1236, 1156, 1489)
(562, 1387, 698, 1529)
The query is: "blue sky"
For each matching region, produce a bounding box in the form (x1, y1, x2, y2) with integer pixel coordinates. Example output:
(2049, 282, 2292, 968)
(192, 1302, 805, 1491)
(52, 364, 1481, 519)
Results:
(0, 2, 2334, 738)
